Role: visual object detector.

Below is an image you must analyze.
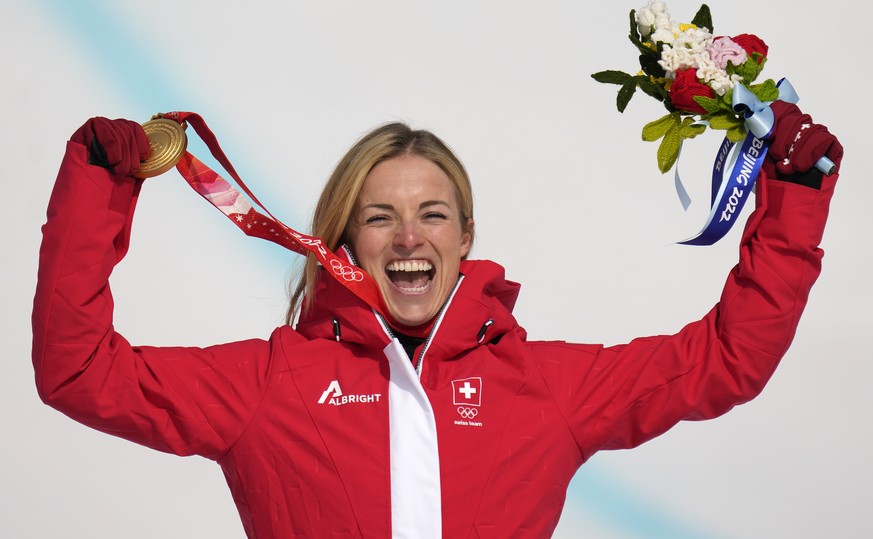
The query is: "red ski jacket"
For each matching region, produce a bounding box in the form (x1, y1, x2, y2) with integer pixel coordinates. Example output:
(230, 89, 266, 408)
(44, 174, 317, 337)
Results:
(33, 140, 836, 538)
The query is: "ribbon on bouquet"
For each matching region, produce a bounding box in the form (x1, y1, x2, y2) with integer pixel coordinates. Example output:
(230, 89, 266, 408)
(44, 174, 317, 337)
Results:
(677, 79, 834, 246)
(139, 111, 393, 322)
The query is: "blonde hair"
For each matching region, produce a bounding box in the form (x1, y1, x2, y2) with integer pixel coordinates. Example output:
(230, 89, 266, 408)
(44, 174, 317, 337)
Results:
(286, 122, 474, 324)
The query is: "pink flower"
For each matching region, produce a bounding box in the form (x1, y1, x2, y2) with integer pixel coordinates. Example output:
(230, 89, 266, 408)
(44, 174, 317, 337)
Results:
(706, 36, 747, 70)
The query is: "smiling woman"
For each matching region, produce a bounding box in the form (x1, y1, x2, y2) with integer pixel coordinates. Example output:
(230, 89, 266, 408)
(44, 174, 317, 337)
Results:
(287, 122, 475, 330)
(33, 108, 842, 538)
(347, 154, 473, 328)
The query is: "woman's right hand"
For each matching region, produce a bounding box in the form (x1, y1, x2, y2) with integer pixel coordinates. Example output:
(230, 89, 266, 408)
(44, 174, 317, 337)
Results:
(70, 117, 150, 177)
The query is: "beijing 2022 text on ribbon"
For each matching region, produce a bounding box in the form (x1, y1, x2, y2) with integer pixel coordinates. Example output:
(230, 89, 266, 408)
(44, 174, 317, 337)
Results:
(677, 79, 834, 246)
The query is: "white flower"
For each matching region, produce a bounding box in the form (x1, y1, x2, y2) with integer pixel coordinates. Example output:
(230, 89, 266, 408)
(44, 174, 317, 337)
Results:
(658, 25, 714, 75)
(649, 1, 669, 14)
(697, 57, 742, 96)
(637, 0, 674, 37)
(654, 14, 673, 31)
(636, 8, 657, 36)
(651, 28, 676, 44)
(637, 1, 743, 98)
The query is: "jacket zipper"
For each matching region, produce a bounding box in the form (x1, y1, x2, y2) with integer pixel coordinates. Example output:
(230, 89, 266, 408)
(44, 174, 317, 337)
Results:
(412, 277, 463, 377)
(341, 245, 465, 380)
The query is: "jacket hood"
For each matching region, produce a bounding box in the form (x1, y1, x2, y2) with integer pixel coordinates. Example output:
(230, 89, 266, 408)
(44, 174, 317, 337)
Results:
(294, 257, 522, 361)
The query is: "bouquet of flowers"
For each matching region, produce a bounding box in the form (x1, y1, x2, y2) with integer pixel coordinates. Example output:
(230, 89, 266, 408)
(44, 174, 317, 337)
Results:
(592, 2, 778, 173)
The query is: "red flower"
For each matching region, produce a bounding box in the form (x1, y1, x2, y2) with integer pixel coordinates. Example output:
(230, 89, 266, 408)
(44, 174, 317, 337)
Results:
(731, 33, 768, 63)
(669, 69, 714, 115)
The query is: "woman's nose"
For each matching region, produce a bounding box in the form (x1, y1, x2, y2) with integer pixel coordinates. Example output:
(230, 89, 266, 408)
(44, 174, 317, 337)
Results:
(393, 221, 424, 250)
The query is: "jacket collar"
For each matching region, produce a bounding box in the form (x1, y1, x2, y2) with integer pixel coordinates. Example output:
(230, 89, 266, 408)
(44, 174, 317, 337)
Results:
(294, 258, 521, 362)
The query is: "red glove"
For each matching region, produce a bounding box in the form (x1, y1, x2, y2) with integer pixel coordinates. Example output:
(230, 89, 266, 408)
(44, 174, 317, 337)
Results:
(70, 117, 150, 177)
(764, 101, 843, 186)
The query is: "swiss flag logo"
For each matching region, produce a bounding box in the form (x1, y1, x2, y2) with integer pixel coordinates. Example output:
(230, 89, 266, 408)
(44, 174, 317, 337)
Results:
(452, 377, 482, 407)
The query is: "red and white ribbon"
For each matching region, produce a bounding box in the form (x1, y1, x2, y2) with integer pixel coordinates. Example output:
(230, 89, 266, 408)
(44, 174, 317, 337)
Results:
(161, 112, 392, 321)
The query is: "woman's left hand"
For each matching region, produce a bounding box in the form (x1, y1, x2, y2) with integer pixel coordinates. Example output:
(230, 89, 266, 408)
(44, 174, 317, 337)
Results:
(764, 102, 844, 181)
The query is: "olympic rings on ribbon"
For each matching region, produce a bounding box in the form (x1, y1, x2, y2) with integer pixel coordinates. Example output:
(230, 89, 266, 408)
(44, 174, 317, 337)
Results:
(457, 407, 478, 419)
(330, 259, 364, 282)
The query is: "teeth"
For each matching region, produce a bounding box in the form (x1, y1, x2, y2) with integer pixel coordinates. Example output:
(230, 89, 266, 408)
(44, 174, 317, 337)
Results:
(386, 260, 433, 272)
(401, 285, 428, 293)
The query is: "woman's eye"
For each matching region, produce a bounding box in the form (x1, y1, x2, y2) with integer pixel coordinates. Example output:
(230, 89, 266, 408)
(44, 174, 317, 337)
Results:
(365, 215, 389, 224)
(424, 212, 447, 220)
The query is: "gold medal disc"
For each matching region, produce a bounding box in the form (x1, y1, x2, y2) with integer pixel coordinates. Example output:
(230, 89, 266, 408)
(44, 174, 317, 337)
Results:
(137, 117, 188, 178)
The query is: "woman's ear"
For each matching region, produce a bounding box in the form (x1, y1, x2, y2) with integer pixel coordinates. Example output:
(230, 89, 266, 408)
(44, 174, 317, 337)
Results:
(461, 218, 474, 258)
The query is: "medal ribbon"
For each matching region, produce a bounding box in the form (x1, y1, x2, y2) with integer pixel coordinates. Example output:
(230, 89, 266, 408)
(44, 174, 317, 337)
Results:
(157, 111, 392, 321)
(678, 78, 832, 246)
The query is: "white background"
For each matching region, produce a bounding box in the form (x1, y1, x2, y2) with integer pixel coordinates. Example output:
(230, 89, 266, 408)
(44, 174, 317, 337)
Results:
(3, 1, 871, 537)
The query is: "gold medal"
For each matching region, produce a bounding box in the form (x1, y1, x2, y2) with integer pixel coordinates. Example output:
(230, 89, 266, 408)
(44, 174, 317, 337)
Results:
(137, 116, 188, 178)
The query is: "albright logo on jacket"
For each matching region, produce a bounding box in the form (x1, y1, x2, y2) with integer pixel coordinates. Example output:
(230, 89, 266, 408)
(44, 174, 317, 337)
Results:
(317, 380, 382, 406)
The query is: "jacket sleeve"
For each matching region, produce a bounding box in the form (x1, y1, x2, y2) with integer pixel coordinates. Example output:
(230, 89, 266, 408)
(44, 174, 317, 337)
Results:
(32, 140, 272, 461)
(531, 170, 837, 459)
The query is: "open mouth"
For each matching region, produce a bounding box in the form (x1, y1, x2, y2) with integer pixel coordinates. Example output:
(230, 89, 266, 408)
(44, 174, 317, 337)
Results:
(385, 260, 435, 293)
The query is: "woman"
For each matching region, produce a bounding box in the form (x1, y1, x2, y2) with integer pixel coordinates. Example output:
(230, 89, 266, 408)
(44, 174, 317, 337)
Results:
(32, 108, 841, 538)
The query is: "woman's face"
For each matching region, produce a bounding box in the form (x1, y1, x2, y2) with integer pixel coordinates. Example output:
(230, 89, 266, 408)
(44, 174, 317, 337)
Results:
(347, 154, 473, 328)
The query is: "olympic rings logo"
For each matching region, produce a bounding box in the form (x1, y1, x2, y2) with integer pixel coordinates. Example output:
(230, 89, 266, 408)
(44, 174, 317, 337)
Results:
(330, 259, 364, 282)
(457, 407, 478, 419)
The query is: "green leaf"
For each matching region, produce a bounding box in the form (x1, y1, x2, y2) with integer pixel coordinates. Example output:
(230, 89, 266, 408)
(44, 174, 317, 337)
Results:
(707, 111, 743, 131)
(639, 54, 666, 79)
(637, 76, 667, 102)
(727, 125, 747, 142)
(657, 124, 683, 173)
(751, 53, 766, 69)
(617, 80, 637, 112)
(591, 70, 633, 85)
(691, 4, 713, 32)
(694, 95, 721, 114)
(732, 56, 764, 83)
(629, 9, 639, 39)
(642, 112, 680, 142)
(750, 78, 779, 102)
(679, 117, 707, 138)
